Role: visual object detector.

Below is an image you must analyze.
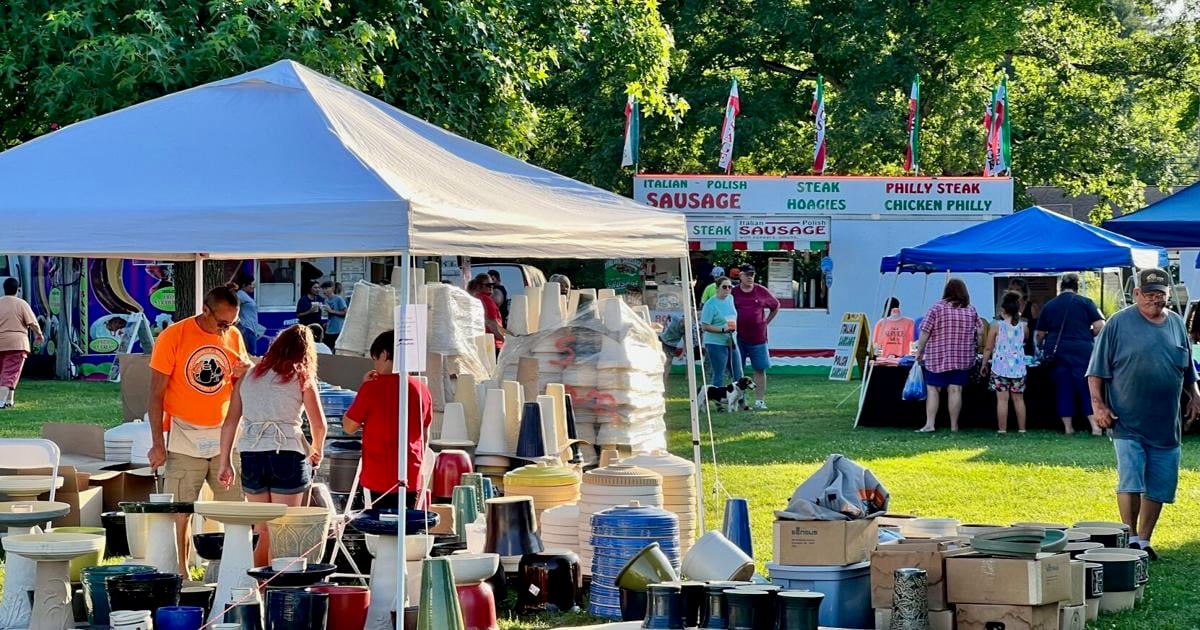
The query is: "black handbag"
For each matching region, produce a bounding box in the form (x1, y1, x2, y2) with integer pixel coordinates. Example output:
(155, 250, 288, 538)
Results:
(1040, 295, 1074, 367)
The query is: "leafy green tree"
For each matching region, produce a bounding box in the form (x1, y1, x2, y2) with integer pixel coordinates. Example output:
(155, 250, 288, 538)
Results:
(0, 0, 677, 159)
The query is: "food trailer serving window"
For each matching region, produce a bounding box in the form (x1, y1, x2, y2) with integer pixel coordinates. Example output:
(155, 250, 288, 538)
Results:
(688, 216, 831, 310)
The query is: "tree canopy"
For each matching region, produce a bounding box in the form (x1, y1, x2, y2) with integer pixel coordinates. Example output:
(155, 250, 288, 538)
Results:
(1, 0, 1198, 218)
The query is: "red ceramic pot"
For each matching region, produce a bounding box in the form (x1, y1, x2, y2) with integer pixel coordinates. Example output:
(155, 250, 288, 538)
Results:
(306, 585, 369, 630)
(432, 450, 474, 502)
(455, 582, 498, 630)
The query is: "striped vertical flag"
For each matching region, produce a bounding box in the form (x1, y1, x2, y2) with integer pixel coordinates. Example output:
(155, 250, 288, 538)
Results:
(718, 78, 740, 173)
(904, 75, 920, 174)
(985, 77, 1010, 176)
(811, 75, 827, 174)
(621, 95, 639, 168)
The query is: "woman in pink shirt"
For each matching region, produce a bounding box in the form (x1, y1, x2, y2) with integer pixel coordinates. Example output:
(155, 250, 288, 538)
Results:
(0, 278, 43, 409)
(914, 279, 979, 432)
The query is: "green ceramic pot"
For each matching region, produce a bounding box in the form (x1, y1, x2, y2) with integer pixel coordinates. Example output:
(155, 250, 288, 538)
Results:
(417, 557, 465, 630)
(615, 542, 678, 592)
(53, 526, 106, 581)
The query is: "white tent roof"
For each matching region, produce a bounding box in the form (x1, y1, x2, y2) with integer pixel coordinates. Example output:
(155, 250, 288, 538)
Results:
(0, 60, 684, 260)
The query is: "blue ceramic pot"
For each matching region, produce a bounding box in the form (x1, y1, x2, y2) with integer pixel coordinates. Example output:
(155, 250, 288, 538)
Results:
(266, 588, 329, 630)
(155, 605, 204, 630)
(82, 564, 155, 626)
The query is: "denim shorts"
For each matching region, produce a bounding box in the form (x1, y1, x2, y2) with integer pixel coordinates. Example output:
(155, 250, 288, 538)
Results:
(736, 340, 771, 371)
(924, 367, 969, 388)
(1114, 438, 1180, 504)
(240, 451, 312, 495)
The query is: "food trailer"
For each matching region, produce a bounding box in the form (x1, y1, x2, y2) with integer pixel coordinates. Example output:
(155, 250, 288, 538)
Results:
(634, 175, 1015, 372)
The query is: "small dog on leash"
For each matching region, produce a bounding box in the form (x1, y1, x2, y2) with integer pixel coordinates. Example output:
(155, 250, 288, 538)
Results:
(701, 376, 757, 411)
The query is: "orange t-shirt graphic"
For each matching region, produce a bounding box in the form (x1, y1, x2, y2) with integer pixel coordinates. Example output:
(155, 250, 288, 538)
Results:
(873, 316, 915, 359)
(149, 316, 247, 427)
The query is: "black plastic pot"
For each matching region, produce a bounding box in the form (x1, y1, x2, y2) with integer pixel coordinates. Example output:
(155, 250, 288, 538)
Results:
(105, 572, 182, 614)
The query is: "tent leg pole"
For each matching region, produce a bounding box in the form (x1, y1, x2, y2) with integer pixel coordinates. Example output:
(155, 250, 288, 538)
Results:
(395, 252, 411, 618)
(680, 256, 705, 534)
(194, 254, 204, 316)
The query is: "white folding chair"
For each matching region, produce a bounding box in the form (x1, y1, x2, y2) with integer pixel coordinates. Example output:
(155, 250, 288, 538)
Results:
(0, 438, 62, 528)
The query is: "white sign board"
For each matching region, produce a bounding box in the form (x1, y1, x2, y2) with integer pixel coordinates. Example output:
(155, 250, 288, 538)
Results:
(393, 304, 429, 373)
(687, 217, 831, 243)
(635, 175, 1013, 216)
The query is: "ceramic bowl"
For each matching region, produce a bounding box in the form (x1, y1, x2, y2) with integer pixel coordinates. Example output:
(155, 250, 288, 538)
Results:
(246, 563, 337, 587)
(446, 552, 500, 584)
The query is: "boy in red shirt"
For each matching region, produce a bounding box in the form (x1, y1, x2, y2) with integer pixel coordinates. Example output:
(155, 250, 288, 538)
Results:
(343, 331, 433, 510)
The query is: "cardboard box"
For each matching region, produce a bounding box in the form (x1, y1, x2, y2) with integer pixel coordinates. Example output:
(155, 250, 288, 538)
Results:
(955, 603, 1061, 630)
(89, 466, 158, 512)
(1060, 603, 1085, 630)
(773, 518, 878, 566)
(119, 353, 152, 421)
(42, 423, 114, 469)
(947, 553, 1071, 606)
(5, 466, 104, 528)
(316, 353, 373, 389)
(1068, 559, 1085, 606)
(875, 608, 953, 630)
(870, 537, 971, 610)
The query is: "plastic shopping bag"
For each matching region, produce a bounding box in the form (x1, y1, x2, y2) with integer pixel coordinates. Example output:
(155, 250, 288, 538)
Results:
(902, 365, 927, 401)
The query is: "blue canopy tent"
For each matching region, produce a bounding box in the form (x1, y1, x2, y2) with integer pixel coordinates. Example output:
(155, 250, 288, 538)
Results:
(1102, 182, 1200, 249)
(881, 206, 1166, 273)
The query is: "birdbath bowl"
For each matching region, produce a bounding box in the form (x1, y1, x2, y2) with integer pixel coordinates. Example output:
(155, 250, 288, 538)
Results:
(120, 501, 194, 575)
(350, 513, 422, 630)
(0, 502, 71, 629)
(0, 476, 63, 500)
(3, 532, 104, 630)
(194, 532, 261, 584)
(447, 552, 500, 585)
(195, 501, 287, 624)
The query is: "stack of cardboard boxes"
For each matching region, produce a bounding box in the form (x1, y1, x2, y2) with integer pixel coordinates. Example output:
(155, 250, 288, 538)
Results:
(871, 538, 970, 630)
(946, 551, 1084, 630)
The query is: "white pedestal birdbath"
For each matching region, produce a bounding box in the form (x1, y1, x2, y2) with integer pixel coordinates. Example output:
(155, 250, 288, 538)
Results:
(195, 501, 288, 625)
(0, 502, 71, 629)
(119, 501, 195, 574)
(354, 511, 434, 630)
(3, 532, 105, 630)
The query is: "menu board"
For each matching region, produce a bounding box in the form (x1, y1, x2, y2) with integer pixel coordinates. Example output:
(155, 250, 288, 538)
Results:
(829, 312, 869, 381)
(767, 257, 795, 308)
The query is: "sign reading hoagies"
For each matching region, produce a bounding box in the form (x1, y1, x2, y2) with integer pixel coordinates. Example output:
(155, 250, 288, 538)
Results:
(634, 175, 1014, 216)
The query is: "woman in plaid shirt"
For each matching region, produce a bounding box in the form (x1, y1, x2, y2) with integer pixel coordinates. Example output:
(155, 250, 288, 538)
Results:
(915, 279, 981, 432)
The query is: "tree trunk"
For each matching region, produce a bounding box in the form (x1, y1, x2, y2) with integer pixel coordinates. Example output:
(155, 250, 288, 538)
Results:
(174, 260, 227, 320)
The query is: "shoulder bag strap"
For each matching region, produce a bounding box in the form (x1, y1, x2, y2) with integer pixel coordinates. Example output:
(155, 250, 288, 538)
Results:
(1049, 295, 1074, 355)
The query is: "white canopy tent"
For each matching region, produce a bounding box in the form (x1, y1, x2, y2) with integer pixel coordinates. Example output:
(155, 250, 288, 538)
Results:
(0, 60, 702, 615)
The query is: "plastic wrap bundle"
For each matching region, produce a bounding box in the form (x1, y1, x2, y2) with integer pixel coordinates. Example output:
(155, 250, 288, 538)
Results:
(426, 284, 489, 423)
(333, 280, 398, 356)
(495, 297, 667, 461)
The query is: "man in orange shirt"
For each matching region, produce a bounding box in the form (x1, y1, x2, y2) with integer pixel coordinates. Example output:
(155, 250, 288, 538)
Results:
(147, 287, 251, 572)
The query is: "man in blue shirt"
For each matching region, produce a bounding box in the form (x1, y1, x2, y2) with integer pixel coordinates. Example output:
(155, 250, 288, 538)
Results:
(1088, 268, 1200, 560)
(296, 281, 324, 327)
(321, 281, 348, 349)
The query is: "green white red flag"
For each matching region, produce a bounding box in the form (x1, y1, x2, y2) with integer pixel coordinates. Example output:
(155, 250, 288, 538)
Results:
(904, 75, 920, 173)
(621, 95, 639, 168)
(811, 75, 827, 174)
(718, 78, 740, 173)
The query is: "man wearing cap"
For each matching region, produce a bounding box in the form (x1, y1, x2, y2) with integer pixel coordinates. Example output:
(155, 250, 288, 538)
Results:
(732, 263, 780, 410)
(699, 266, 726, 305)
(1087, 268, 1200, 560)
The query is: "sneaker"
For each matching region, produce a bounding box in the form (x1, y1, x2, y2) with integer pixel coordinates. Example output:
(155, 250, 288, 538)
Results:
(1143, 545, 1159, 561)
(753, 400, 768, 410)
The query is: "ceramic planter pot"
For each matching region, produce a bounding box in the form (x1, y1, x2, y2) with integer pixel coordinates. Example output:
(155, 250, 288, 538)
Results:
(100, 511, 130, 557)
(1072, 527, 1123, 548)
(268, 507, 332, 565)
(155, 605, 204, 630)
(724, 588, 772, 630)
(1065, 542, 1105, 558)
(666, 580, 705, 628)
(52, 526, 106, 581)
(644, 583, 685, 629)
(720, 499, 752, 559)
(619, 587, 648, 621)
(1084, 562, 1104, 598)
(1078, 552, 1136, 592)
(431, 450, 474, 502)
(223, 601, 264, 630)
(776, 591, 823, 630)
(515, 402, 547, 460)
(616, 542, 678, 592)
(417, 557, 465, 630)
(265, 588, 328, 630)
(455, 581, 499, 630)
(81, 564, 155, 627)
(1101, 548, 1149, 587)
(179, 585, 216, 620)
(700, 581, 751, 629)
(516, 550, 581, 613)
(306, 586, 369, 630)
(483, 497, 542, 558)
(1073, 521, 1130, 548)
(452, 485, 480, 541)
(106, 572, 182, 615)
(890, 568, 929, 629)
(682, 531, 753, 582)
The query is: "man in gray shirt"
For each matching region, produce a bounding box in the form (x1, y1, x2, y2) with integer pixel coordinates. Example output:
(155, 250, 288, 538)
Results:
(1087, 268, 1200, 560)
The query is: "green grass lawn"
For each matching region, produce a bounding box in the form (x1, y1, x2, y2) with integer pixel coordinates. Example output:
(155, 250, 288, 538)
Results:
(4, 376, 1197, 628)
